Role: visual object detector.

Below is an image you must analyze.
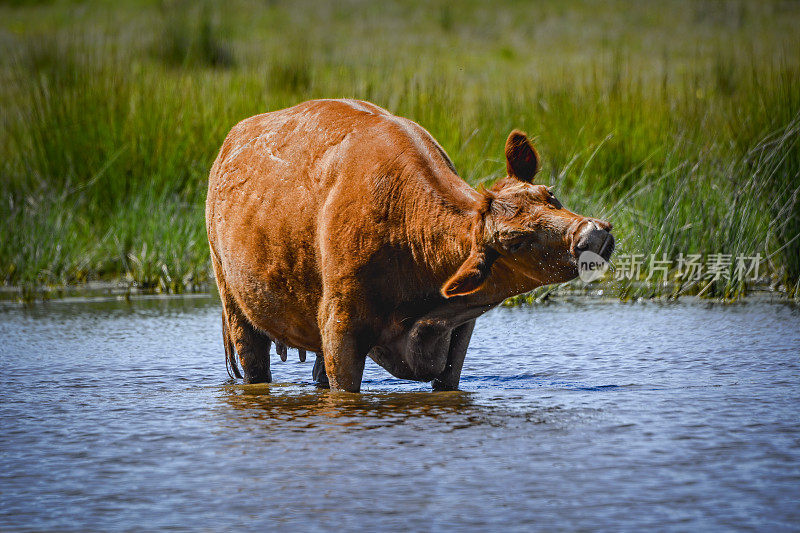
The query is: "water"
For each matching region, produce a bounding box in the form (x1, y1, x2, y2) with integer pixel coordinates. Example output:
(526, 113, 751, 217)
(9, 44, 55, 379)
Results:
(1, 296, 799, 531)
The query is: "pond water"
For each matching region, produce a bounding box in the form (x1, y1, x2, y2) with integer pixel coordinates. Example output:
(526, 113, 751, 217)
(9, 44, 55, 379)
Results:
(1, 296, 799, 531)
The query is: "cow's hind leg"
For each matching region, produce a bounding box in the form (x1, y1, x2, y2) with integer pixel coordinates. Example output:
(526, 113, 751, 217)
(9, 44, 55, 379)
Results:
(225, 303, 272, 383)
(212, 249, 271, 383)
(312, 352, 329, 388)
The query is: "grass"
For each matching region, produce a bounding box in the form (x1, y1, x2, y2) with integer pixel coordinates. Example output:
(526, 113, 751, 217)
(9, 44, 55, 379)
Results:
(0, 0, 798, 301)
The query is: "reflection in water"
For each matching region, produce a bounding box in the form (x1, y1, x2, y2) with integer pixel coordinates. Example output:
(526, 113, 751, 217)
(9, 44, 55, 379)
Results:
(218, 383, 485, 430)
(216, 381, 596, 435)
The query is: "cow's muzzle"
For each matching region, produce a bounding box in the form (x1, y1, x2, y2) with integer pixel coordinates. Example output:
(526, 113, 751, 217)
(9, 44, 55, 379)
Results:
(573, 219, 614, 261)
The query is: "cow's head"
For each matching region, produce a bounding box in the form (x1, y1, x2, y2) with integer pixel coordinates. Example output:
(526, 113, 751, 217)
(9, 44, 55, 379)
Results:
(441, 130, 614, 298)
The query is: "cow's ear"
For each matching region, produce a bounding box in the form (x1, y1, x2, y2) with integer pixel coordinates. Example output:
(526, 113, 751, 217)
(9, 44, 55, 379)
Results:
(440, 248, 497, 299)
(505, 130, 539, 182)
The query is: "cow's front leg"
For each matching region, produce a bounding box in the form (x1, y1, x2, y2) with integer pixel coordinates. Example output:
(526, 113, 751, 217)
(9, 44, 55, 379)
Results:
(432, 319, 476, 391)
(322, 327, 367, 393)
(320, 301, 369, 393)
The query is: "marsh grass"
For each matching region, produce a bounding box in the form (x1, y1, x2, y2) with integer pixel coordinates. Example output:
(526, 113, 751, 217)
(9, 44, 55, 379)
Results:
(156, 0, 235, 68)
(0, 0, 798, 301)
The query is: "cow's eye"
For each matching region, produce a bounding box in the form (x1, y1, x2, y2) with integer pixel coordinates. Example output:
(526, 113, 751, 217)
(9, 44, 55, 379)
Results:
(500, 231, 532, 253)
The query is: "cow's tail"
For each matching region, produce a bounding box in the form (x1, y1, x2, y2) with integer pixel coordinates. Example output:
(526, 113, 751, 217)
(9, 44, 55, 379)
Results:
(222, 310, 242, 379)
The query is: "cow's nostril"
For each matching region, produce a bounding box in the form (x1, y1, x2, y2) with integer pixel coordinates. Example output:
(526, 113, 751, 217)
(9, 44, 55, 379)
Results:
(598, 232, 615, 260)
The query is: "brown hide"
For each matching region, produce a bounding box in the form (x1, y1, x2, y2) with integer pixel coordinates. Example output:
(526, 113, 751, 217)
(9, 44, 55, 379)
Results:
(206, 99, 613, 392)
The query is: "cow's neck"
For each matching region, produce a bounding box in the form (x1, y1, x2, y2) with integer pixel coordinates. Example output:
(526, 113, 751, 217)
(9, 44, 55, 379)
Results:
(412, 194, 476, 283)
(408, 170, 543, 308)
(480, 257, 544, 302)
(420, 208, 544, 311)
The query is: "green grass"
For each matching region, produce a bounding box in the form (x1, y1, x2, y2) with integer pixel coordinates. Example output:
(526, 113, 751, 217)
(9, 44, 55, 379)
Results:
(1, 0, 799, 301)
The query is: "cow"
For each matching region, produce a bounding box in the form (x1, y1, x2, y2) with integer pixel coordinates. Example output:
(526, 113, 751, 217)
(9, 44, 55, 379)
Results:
(206, 99, 613, 392)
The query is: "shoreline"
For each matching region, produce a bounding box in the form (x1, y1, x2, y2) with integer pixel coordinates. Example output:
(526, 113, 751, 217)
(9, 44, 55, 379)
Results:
(2, 280, 795, 307)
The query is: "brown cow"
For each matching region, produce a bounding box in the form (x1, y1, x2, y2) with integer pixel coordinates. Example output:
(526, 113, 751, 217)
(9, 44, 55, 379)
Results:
(206, 99, 613, 392)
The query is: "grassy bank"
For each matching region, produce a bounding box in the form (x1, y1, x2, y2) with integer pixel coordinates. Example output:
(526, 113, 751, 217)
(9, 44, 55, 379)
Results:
(1, 0, 799, 301)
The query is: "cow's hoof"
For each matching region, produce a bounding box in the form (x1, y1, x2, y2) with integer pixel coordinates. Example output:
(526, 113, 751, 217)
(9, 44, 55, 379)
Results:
(431, 379, 458, 391)
(243, 371, 272, 384)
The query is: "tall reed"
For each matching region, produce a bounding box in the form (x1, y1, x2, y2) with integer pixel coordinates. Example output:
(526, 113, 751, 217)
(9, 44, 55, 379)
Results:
(1, 0, 797, 299)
